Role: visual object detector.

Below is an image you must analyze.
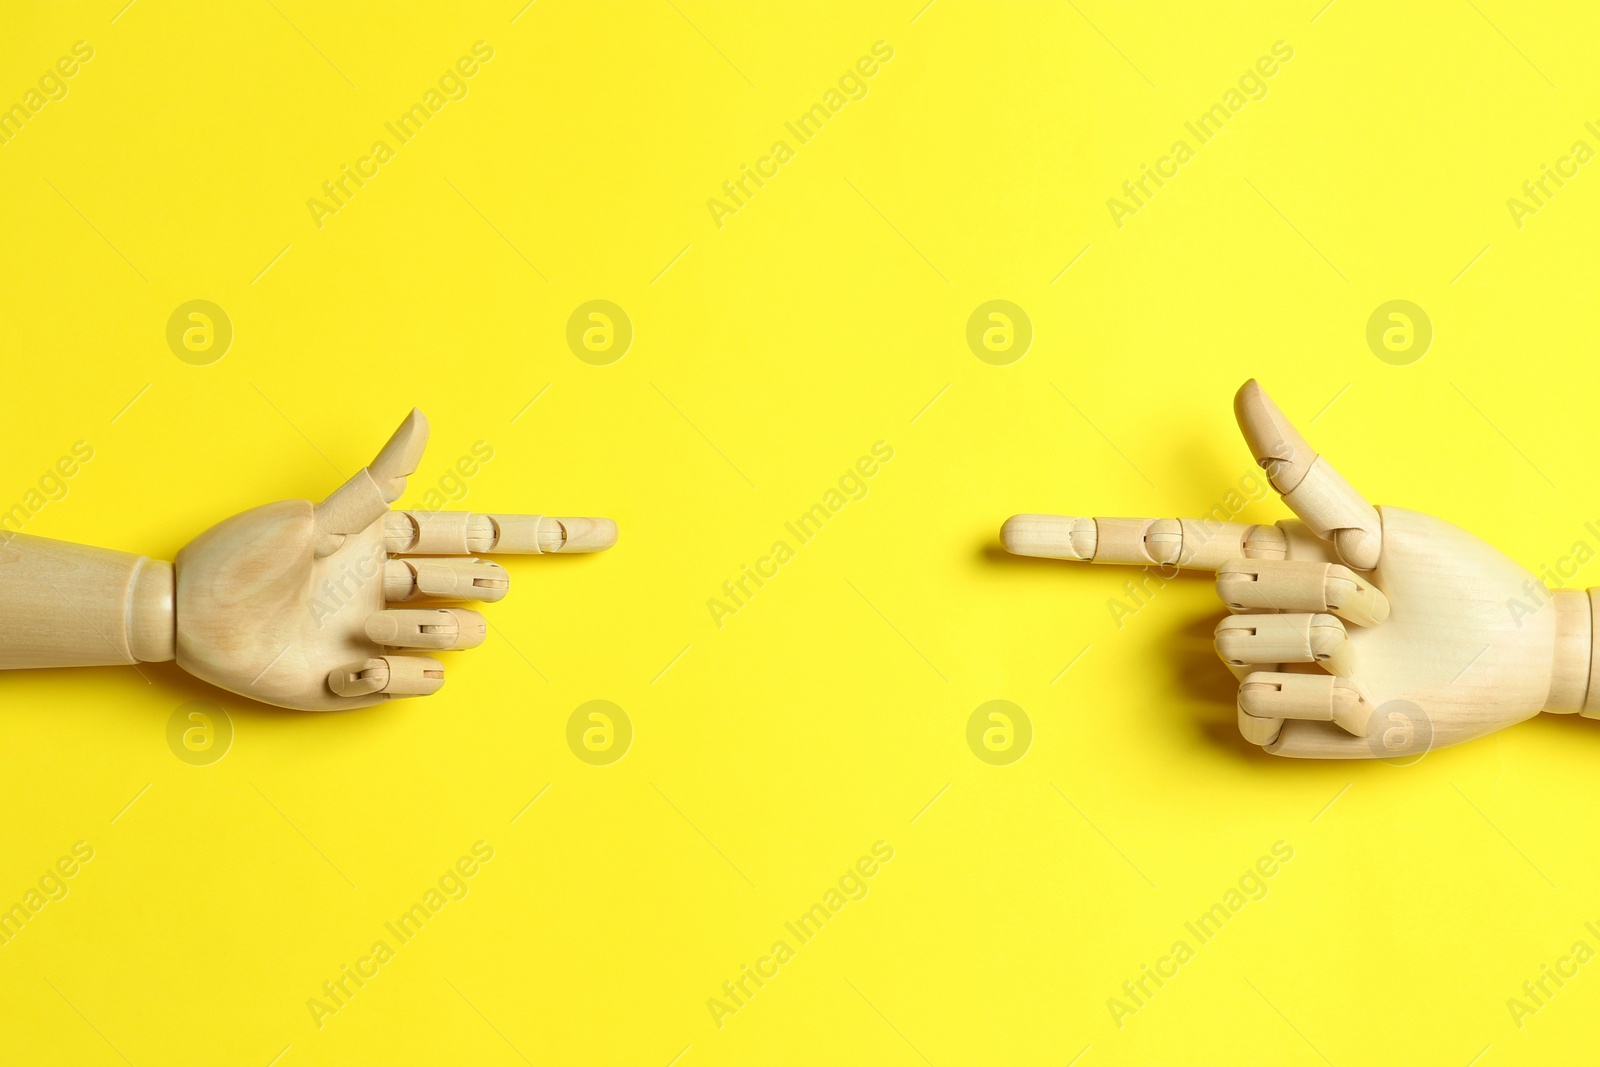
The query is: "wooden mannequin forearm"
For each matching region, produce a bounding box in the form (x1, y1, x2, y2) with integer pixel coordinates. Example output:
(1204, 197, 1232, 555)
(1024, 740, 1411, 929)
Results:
(0, 533, 174, 669)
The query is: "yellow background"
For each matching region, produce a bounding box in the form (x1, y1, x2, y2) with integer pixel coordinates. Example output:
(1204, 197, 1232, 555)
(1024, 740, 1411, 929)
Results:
(2, 1, 1598, 1063)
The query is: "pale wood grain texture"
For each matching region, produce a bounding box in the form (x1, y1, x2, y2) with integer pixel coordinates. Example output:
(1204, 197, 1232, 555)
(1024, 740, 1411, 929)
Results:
(0, 534, 173, 668)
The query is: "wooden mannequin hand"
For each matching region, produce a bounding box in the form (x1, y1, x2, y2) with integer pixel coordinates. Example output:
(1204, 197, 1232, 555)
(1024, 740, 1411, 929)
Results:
(171, 409, 615, 710)
(1000, 380, 1586, 759)
(0, 409, 614, 709)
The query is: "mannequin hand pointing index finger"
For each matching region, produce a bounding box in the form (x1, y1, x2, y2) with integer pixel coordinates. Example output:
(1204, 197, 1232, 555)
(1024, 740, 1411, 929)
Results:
(0, 410, 617, 711)
(176, 409, 616, 709)
(1001, 380, 1588, 759)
